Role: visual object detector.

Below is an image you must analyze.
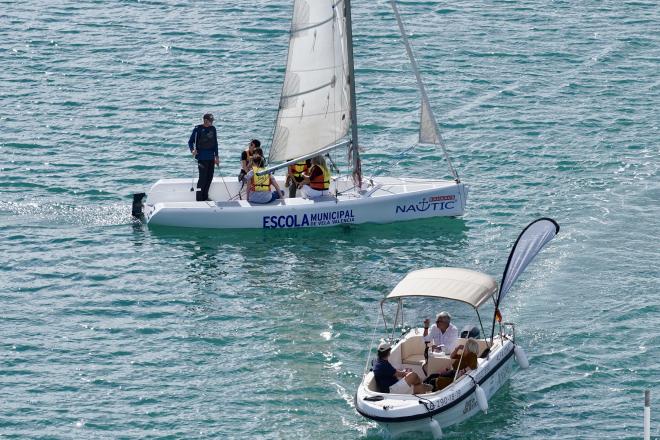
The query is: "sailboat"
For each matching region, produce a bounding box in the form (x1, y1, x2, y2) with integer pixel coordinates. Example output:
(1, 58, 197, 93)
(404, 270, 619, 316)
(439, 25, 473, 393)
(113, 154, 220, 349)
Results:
(133, 0, 467, 229)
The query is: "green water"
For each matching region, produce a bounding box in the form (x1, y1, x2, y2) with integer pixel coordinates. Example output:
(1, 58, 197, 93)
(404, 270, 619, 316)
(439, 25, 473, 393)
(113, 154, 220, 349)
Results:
(1, 0, 658, 438)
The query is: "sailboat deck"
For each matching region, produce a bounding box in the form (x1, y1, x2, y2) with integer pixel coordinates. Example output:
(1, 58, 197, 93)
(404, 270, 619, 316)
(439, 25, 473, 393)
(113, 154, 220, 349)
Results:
(145, 176, 458, 205)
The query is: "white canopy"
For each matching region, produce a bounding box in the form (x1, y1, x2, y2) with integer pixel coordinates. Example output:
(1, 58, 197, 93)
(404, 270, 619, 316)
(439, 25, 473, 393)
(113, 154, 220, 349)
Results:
(386, 268, 498, 308)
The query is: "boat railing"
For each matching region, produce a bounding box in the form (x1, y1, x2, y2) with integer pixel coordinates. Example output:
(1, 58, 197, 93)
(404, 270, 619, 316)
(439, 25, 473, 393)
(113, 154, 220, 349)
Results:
(501, 322, 517, 344)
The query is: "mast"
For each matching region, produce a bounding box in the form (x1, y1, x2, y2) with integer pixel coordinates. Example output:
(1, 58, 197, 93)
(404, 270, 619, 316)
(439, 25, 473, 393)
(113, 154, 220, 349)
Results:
(343, 0, 362, 187)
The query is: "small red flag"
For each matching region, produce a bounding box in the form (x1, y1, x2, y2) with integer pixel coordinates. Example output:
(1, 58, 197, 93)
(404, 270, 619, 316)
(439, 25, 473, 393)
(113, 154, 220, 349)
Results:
(495, 308, 502, 323)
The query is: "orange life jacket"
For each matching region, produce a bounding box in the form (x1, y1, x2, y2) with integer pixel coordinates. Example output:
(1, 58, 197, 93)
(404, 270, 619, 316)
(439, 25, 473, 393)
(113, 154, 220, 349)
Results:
(289, 161, 308, 179)
(309, 164, 330, 190)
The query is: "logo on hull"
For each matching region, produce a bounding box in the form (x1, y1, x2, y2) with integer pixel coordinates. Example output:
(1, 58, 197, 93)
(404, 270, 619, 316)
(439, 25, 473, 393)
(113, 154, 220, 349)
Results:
(263, 209, 355, 229)
(395, 195, 456, 214)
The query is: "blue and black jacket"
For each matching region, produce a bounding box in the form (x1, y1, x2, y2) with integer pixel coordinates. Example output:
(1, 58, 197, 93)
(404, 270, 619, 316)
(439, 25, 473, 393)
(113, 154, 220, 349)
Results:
(188, 125, 218, 161)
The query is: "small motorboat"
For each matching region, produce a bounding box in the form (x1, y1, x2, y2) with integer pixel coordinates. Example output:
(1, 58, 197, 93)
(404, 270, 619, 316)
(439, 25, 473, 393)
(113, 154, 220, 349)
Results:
(355, 218, 560, 438)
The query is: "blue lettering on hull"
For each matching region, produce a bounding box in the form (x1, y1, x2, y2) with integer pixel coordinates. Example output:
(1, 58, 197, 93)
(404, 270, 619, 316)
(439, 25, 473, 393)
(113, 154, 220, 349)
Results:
(395, 198, 456, 214)
(263, 210, 355, 229)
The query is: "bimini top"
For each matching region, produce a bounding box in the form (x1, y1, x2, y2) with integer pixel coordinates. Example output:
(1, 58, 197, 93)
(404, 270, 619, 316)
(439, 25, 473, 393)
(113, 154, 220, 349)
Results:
(386, 268, 498, 308)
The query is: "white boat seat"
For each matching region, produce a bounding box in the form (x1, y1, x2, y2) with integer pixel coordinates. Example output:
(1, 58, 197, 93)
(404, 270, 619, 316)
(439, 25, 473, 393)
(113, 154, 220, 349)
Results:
(426, 355, 454, 375)
(365, 374, 380, 392)
(400, 335, 426, 365)
(402, 354, 426, 366)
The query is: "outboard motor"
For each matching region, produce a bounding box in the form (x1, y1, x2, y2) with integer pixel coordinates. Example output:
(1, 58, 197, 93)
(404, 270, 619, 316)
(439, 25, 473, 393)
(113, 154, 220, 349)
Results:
(132, 193, 146, 218)
(460, 325, 480, 339)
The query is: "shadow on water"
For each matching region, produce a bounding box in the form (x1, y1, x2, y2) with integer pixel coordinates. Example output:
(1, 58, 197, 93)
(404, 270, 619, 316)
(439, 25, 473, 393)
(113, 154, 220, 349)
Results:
(143, 217, 469, 271)
(135, 217, 470, 298)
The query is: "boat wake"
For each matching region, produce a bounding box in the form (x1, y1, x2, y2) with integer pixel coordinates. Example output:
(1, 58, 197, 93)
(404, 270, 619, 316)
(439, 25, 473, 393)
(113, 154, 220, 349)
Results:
(0, 200, 136, 228)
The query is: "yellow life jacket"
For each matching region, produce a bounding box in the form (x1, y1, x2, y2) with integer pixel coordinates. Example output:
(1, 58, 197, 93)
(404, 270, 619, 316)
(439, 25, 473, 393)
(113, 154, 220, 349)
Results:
(310, 164, 331, 190)
(252, 166, 271, 192)
(290, 161, 308, 178)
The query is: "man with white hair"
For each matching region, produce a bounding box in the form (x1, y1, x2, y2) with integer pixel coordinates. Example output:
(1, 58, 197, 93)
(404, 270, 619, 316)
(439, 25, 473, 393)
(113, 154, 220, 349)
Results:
(423, 311, 458, 353)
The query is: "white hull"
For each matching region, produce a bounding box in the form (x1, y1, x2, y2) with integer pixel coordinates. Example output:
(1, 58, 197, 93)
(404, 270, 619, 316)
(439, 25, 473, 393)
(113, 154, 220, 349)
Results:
(355, 336, 516, 437)
(142, 175, 466, 229)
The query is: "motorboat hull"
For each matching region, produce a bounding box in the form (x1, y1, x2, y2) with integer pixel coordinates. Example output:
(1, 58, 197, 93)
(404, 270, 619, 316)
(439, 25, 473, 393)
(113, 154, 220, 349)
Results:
(354, 220, 559, 436)
(141, 176, 467, 229)
(355, 339, 516, 437)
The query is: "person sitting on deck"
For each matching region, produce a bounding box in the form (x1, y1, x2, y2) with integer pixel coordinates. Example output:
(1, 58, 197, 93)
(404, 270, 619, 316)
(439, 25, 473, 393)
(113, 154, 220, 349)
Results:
(238, 139, 261, 182)
(373, 342, 432, 394)
(242, 155, 284, 204)
(431, 338, 479, 391)
(298, 155, 331, 199)
(286, 158, 311, 198)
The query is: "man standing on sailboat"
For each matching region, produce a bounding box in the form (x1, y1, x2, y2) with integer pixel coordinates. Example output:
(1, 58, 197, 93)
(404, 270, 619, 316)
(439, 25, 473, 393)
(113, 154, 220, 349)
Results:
(188, 113, 219, 201)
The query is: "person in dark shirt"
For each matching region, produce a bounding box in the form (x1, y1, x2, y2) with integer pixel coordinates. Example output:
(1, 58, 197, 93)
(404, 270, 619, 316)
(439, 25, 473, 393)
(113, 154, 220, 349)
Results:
(373, 342, 431, 394)
(188, 113, 219, 201)
(239, 139, 261, 181)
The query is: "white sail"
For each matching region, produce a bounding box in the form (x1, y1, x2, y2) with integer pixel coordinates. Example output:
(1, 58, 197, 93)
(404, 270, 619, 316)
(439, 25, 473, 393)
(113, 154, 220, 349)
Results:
(389, 0, 459, 181)
(419, 97, 442, 144)
(269, 0, 351, 163)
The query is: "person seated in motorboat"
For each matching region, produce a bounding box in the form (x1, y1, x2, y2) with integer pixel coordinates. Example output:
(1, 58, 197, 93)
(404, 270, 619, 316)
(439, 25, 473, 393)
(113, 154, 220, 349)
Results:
(298, 155, 331, 199)
(243, 155, 284, 204)
(373, 342, 432, 394)
(238, 139, 261, 182)
(430, 338, 480, 391)
(286, 158, 311, 198)
(423, 311, 459, 354)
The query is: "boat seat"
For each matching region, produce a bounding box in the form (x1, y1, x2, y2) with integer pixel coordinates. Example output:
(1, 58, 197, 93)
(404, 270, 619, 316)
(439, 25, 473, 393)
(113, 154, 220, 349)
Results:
(454, 338, 490, 357)
(365, 374, 381, 393)
(426, 355, 454, 375)
(400, 335, 426, 366)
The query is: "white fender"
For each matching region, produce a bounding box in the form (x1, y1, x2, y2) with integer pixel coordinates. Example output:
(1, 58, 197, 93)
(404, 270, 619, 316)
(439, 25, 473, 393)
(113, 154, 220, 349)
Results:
(514, 345, 529, 369)
(475, 384, 488, 414)
(428, 418, 443, 439)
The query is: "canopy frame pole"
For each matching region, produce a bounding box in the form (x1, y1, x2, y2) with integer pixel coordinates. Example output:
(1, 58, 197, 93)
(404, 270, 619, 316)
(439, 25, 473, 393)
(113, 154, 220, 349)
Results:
(379, 299, 389, 336)
(474, 309, 491, 349)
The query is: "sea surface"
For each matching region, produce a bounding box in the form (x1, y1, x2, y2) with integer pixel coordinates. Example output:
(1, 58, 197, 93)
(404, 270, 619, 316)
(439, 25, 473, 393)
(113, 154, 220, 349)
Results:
(1, 0, 658, 439)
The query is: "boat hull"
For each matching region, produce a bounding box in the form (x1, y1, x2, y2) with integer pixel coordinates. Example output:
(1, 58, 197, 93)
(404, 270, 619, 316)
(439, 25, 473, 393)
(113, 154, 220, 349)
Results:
(142, 176, 467, 229)
(355, 340, 516, 437)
